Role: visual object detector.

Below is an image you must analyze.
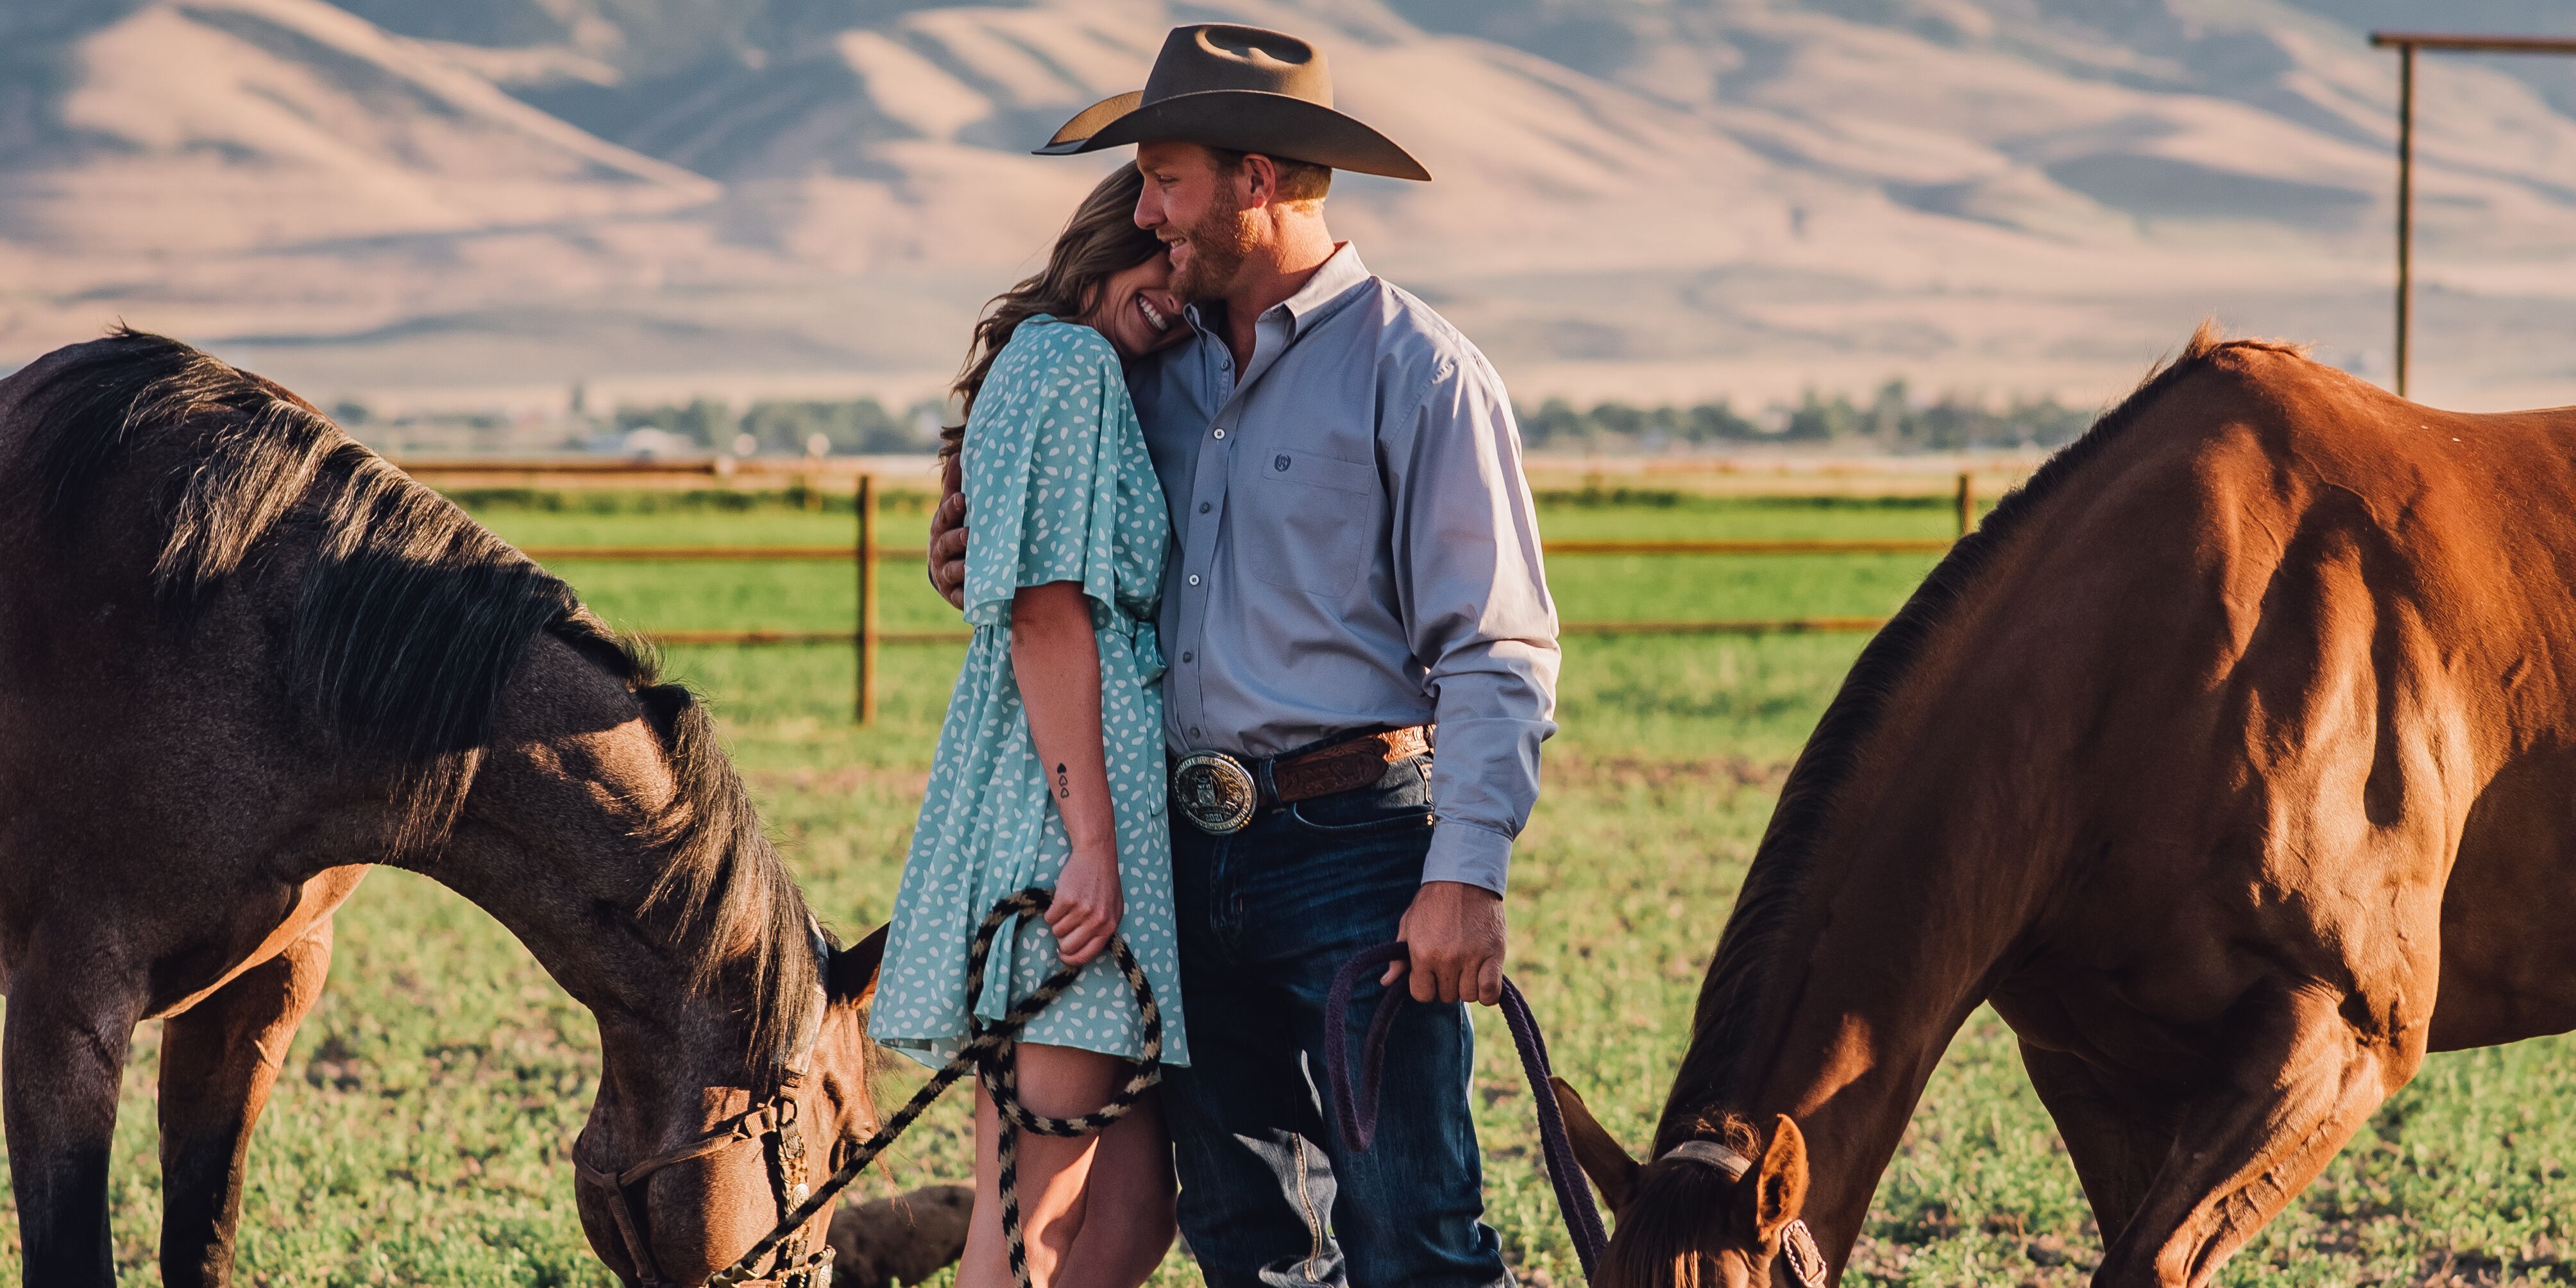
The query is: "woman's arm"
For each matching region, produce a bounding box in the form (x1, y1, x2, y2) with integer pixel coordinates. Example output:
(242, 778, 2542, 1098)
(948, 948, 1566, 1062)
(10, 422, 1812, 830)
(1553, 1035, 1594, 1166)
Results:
(1010, 580, 1121, 966)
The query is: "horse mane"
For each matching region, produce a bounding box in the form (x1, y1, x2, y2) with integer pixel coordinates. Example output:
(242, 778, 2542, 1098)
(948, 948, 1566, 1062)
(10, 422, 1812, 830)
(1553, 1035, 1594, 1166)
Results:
(16, 327, 819, 1079)
(1665, 322, 2306, 1135)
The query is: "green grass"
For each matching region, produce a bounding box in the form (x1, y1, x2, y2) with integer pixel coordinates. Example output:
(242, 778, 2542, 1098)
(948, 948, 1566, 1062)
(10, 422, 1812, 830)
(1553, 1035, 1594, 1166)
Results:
(3, 493, 2568, 1286)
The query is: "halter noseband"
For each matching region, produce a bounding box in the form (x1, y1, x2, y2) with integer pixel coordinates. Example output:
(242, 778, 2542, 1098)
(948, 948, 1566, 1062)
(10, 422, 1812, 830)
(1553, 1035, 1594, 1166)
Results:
(1657, 1138, 1831, 1288)
(572, 922, 843, 1288)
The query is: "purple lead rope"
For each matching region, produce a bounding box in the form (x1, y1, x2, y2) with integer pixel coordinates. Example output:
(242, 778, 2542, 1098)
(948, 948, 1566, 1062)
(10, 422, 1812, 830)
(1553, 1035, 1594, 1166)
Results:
(1321, 943, 1612, 1278)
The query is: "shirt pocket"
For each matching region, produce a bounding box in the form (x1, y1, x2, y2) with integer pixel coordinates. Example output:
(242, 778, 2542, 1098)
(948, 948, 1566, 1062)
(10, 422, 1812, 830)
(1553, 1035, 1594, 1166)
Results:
(1239, 450, 1375, 597)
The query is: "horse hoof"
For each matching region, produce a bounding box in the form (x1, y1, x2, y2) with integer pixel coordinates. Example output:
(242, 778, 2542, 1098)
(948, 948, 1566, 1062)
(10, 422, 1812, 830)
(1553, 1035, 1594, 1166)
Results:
(827, 1183, 972, 1288)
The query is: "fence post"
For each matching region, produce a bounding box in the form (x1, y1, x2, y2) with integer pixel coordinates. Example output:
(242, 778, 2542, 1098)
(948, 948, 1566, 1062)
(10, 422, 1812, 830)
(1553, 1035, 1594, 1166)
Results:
(1955, 471, 1975, 538)
(856, 474, 879, 725)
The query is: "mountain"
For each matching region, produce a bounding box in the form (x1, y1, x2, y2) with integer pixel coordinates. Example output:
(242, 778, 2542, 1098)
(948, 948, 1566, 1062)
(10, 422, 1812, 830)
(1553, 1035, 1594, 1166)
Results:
(6, 0, 2576, 413)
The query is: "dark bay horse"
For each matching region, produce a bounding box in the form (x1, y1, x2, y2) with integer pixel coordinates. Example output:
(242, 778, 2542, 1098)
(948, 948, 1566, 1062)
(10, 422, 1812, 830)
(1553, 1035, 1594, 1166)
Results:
(0, 330, 886, 1287)
(1554, 326, 2576, 1287)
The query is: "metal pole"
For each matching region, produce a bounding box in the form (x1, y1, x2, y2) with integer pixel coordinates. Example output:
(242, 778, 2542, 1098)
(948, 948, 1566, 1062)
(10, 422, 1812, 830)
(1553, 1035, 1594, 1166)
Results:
(856, 474, 879, 725)
(2396, 40, 2416, 399)
(1955, 471, 1974, 537)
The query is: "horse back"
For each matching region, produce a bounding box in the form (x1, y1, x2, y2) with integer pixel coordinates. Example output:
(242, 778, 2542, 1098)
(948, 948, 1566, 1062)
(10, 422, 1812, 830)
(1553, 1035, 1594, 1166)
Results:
(1966, 343, 2576, 1056)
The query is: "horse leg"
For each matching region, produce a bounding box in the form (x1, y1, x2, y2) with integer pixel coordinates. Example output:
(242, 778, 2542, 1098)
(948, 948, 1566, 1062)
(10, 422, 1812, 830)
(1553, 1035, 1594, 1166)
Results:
(3, 954, 148, 1288)
(157, 918, 334, 1288)
(2018, 1042, 2175, 1244)
(2087, 979, 2414, 1288)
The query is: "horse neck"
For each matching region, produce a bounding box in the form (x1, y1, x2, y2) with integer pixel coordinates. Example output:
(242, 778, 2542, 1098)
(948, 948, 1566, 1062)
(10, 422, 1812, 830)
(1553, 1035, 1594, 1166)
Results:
(400, 638, 738, 1089)
(1666, 671, 2056, 1253)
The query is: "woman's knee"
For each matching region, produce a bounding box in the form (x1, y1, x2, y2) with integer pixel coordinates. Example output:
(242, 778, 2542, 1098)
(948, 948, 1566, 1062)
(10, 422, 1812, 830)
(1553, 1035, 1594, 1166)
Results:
(1013, 1044, 1128, 1119)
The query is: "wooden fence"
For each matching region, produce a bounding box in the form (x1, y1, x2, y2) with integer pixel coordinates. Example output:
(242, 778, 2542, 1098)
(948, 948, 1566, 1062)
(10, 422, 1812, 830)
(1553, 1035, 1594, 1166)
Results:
(493, 471, 1987, 724)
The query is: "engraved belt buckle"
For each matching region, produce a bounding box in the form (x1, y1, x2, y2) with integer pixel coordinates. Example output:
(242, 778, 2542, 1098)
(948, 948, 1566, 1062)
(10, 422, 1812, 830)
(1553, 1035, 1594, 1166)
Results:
(1173, 751, 1258, 835)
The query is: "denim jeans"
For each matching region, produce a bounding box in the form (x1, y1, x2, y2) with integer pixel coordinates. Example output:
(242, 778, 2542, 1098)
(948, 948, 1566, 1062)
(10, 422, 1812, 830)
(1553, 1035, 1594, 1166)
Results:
(1163, 756, 1511, 1288)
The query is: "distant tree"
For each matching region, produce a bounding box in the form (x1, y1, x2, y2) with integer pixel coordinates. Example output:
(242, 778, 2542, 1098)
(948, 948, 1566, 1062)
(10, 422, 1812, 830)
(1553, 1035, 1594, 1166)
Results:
(1519, 398, 1588, 451)
(616, 398, 733, 446)
(1513, 387, 2105, 454)
(735, 398, 938, 455)
(1783, 391, 1854, 442)
(1685, 401, 1759, 443)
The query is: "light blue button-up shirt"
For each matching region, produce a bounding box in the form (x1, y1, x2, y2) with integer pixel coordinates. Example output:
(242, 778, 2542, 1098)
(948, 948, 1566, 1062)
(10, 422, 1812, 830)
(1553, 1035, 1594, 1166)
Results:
(1127, 244, 1560, 894)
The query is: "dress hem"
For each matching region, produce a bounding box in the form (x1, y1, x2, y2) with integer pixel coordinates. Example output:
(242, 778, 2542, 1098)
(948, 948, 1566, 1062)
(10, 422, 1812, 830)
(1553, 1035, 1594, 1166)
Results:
(875, 1032, 1192, 1073)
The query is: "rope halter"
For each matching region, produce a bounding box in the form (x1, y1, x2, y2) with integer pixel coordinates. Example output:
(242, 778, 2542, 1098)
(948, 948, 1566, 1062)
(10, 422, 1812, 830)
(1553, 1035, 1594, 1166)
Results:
(572, 919, 843, 1288)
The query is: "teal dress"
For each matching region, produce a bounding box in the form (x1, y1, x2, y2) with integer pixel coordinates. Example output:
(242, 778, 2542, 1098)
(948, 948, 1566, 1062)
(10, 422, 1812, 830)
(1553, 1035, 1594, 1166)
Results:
(871, 317, 1188, 1069)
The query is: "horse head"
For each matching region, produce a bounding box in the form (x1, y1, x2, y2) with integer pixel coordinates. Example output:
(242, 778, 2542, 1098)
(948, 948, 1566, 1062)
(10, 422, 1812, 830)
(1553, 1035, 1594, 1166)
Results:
(572, 921, 887, 1287)
(1551, 1079, 1818, 1288)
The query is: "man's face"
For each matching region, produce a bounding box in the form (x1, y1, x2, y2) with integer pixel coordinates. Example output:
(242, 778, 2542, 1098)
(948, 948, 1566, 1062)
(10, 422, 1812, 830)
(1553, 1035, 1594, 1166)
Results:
(1135, 140, 1258, 304)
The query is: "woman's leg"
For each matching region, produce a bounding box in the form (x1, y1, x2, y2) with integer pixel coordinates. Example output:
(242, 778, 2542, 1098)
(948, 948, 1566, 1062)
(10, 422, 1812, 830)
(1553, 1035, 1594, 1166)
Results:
(954, 1043, 1123, 1288)
(1054, 1090, 1177, 1288)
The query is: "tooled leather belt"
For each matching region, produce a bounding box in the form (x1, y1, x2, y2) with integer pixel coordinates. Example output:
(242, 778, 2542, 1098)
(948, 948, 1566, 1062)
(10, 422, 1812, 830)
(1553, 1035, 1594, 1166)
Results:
(1170, 726, 1430, 835)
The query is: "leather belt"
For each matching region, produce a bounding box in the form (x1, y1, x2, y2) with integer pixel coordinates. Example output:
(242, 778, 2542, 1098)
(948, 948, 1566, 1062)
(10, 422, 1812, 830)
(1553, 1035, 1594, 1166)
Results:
(1171, 726, 1430, 835)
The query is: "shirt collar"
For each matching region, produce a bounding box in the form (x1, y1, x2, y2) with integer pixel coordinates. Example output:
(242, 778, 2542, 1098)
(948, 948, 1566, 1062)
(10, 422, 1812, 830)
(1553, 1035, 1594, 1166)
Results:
(1183, 242, 1373, 342)
(1266, 242, 1371, 337)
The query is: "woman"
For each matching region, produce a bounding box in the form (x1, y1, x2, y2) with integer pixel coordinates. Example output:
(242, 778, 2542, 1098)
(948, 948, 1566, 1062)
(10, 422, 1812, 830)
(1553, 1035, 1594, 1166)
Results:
(870, 163, 1189, 1288)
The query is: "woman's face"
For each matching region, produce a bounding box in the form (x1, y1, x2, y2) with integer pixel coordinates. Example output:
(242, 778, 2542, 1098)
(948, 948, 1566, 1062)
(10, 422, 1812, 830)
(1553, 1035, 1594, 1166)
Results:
(1083, 253, 1189, 360)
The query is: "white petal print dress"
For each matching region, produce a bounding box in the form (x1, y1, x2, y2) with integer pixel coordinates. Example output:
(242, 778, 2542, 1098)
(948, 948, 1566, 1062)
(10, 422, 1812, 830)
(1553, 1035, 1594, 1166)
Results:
(870, 316, 1188, 1069)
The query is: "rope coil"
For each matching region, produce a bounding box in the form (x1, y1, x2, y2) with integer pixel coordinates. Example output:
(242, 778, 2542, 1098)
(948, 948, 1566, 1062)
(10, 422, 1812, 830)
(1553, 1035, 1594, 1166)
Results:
(712, 906, 1606, 1285)
(708, 887, 1160, 1287)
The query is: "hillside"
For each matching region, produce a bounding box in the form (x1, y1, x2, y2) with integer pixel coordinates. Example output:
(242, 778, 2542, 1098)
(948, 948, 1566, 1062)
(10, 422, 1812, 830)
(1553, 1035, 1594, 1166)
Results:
(5, 0, 2575, 412)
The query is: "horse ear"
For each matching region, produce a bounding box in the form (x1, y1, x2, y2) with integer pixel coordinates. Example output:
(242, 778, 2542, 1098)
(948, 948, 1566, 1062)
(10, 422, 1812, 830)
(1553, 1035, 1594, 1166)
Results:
(1740, 1114, 1810, 1248)
(1548, 1076, 1643, 1212)
(828, 924, 888, 1010)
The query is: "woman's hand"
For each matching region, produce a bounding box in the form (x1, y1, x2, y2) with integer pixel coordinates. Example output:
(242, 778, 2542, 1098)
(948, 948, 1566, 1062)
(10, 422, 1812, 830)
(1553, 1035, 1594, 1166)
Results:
(1046, 849, 1123, 967)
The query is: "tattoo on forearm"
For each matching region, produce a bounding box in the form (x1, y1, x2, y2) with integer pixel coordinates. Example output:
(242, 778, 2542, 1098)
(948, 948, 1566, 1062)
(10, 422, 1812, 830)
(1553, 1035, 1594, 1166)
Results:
(1056, 763, 1071, 799)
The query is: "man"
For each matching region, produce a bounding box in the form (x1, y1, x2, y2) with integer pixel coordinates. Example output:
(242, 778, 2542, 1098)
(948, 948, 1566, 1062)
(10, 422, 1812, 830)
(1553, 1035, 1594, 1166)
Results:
(930, 24, 1558, 1287)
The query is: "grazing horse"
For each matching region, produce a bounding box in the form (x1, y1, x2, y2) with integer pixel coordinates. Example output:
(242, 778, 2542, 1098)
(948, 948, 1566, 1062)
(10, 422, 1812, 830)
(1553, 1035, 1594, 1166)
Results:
(1553, 326, 2576, 1287)
(0, 330, 885, 1287)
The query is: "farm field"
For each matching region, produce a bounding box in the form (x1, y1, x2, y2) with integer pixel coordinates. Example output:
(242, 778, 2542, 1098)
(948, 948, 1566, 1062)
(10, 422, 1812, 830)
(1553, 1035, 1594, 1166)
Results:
(4, 489, 2570, 1287)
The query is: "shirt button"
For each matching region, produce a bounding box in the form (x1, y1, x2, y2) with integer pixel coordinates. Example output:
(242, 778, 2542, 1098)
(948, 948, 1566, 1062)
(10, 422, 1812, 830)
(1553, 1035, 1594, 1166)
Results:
(1190, 727, 1203, 738)
(1182, 652, 1194, 663)
(1198, 502, 1211, 514)
(1187, 574, 1201, 586)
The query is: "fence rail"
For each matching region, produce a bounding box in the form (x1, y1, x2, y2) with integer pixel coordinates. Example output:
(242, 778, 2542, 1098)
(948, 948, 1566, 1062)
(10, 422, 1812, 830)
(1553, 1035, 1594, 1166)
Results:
(493, 471, 1985, 723)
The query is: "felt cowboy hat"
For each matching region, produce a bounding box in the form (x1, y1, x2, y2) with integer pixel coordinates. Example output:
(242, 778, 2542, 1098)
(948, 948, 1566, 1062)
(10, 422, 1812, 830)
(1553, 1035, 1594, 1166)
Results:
(1033, 24, 1431, 182)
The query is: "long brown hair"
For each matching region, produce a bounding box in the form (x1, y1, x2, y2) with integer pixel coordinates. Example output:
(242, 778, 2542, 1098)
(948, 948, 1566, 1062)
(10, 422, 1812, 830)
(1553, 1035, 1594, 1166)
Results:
(944, 164, 1167, 461)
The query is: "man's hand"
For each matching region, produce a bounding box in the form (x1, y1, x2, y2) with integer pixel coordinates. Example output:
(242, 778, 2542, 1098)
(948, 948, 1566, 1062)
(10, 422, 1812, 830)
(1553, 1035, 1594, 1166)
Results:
(1383, 880, 1505, 1006)
(927, 453, 967, 610)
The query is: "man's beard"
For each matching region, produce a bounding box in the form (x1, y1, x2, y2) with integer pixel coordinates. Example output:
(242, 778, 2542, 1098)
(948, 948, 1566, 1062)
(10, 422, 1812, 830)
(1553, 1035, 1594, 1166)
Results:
(1168, 203, 1258, 303)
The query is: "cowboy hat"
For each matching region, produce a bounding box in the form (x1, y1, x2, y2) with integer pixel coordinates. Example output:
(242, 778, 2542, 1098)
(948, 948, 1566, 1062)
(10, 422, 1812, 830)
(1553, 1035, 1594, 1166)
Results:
(1033, 24, 1430, 182)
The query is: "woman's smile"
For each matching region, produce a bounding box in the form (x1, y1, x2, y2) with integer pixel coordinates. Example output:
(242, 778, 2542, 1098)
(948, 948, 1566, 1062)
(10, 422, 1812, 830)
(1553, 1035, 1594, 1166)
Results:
(1088, 255, 1189, 359)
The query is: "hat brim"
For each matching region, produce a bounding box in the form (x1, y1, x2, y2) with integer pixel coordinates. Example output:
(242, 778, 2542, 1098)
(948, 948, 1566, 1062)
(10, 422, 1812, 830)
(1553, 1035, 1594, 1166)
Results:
(1033, 89, 1431, 182)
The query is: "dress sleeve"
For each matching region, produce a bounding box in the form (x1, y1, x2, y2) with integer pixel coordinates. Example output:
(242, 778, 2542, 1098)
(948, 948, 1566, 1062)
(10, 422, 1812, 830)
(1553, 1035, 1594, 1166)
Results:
(960, 324, 1126, 629)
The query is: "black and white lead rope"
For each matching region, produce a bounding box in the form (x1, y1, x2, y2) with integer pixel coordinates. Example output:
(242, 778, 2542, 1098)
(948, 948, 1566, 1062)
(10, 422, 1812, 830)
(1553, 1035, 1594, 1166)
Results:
(708, 887, 1161, 1288)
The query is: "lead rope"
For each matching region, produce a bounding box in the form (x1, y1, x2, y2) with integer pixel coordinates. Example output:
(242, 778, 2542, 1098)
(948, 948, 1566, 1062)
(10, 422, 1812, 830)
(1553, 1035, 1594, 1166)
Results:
(1323, 946, 1830, 1288)
(1321, 942, 1611, 1278)
(708, 887, 1160, 1287)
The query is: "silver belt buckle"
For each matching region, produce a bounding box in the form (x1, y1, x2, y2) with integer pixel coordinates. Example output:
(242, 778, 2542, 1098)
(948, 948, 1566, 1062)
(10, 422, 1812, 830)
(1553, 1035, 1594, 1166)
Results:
(1173, 751, 1258, 834)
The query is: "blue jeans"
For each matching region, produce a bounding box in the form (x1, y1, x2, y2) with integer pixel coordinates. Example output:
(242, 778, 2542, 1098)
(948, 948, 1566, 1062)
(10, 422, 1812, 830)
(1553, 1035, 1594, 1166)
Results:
(1163, 756, 1511, 1288)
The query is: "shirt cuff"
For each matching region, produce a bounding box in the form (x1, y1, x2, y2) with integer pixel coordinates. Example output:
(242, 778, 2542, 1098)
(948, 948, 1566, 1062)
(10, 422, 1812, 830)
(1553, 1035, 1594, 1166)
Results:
(1422, 820, 1513, 896)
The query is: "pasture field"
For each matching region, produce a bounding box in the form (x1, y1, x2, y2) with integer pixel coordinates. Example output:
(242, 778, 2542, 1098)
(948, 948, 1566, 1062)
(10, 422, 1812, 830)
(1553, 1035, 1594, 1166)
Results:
(3, 489, 2569, 1287)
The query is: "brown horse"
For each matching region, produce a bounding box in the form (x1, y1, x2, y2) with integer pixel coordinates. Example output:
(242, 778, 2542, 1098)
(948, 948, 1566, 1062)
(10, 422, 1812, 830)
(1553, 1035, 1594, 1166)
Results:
(0, 330, 886, 1287)
(1553, 326, 2576, 1287)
